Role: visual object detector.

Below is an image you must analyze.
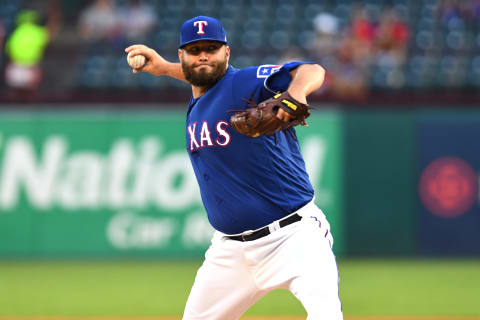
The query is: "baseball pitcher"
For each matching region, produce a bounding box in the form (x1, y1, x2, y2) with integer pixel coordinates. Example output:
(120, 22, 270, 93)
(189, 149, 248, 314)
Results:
(125, 16, 343, 320)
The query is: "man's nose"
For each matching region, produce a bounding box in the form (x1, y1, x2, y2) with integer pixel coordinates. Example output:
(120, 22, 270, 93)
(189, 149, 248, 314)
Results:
(199, 51, 208, 61)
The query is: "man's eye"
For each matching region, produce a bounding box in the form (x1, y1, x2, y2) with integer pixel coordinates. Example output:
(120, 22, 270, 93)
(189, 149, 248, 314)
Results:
(189, 48, 200, 55)
(210, 45, 220, 52)
(186, 45, 219, 55)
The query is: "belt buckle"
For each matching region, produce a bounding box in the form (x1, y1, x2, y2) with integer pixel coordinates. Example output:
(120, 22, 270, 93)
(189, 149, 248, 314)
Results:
(241, 230, 254, 241)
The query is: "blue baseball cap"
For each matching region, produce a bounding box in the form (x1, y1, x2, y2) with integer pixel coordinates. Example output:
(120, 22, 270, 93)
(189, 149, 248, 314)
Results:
(179, 16, 227, 48)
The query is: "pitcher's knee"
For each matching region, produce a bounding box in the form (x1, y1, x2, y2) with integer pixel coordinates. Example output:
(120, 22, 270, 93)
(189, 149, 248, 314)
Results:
(303, 297, 343, 320)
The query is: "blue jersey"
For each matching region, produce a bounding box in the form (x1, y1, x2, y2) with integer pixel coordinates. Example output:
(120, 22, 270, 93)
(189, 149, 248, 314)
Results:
(186, 62, 314, 234)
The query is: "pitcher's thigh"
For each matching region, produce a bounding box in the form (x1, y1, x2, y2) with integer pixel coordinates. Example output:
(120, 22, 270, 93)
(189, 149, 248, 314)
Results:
(288, 239, 343, 320)
(183, 247, 263, 320)
(289, 221, 343, 320)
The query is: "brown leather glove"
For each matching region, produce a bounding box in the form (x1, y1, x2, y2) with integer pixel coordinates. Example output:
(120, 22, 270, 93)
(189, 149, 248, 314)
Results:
(229, 91, 311, 138)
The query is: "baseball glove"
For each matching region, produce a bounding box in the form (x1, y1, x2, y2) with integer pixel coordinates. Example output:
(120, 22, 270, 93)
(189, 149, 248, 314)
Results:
(229, 91, 311, 138)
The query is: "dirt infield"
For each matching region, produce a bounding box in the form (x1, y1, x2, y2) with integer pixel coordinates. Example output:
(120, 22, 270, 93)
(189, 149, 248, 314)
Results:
(2, 317, 480, 320)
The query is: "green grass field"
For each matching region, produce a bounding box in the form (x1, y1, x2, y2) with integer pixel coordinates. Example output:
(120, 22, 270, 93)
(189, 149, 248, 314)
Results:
(0, 259, 479, 317)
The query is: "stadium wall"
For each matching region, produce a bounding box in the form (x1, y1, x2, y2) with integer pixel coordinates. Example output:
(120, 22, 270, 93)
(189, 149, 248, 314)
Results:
(0, 107, 479, 258)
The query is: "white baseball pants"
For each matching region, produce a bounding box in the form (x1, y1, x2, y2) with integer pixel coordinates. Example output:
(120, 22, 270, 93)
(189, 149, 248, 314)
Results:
(182, 200, 343, 320)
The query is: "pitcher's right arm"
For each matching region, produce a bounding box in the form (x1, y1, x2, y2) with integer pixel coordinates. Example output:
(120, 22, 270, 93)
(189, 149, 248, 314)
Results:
(125, 44, 187, 83)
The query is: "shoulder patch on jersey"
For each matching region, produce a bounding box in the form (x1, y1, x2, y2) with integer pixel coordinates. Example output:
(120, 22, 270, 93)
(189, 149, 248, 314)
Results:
(256, 64, 281, 78)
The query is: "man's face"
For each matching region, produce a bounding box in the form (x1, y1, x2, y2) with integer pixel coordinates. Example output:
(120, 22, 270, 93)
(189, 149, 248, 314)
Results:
(179, 41, 230, 88)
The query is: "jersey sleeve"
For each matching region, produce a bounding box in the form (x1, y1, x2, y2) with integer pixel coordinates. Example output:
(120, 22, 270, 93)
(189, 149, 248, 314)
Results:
(262, 61, 316, 98)
(230, 66, 268, 107)
(230, 62, 316, 107)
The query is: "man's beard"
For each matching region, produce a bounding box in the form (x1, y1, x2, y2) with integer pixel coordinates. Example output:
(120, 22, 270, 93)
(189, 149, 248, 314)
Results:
(181, 59, 227, 88)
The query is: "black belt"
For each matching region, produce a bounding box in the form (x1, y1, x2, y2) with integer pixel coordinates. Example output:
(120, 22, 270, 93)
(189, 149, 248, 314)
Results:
(226, 213, 302, 242)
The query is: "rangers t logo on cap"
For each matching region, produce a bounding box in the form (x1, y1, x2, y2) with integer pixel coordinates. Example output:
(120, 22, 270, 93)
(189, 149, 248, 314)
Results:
(180, 16, 227, 48)
(194, 21, 208, 34)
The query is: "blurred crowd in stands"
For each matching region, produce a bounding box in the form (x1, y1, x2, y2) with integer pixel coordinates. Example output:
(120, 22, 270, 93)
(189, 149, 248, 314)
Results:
(1, 0, 480, 105)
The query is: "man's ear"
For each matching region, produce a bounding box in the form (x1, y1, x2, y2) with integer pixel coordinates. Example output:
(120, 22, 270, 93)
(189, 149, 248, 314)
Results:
(178, 49, 182, 61)
(225, 46, 230, 61)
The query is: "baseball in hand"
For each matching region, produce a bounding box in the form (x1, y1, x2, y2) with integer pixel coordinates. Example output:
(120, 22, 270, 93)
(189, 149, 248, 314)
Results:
(127, 52, 146, 69)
